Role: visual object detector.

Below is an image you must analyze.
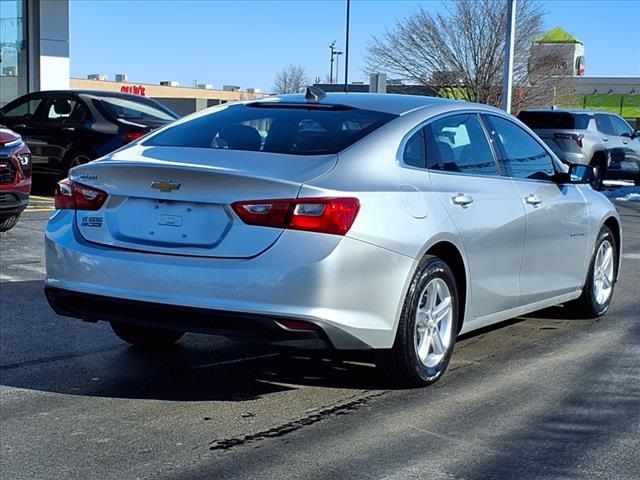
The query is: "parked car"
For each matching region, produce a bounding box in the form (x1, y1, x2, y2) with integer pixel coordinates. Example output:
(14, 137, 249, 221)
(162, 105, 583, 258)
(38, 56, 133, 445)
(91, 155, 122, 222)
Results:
(0, 128, 32, 232)
(518, 109, 640, 188)
(44, 92, 621, 387)
(0, 91, 179, 177)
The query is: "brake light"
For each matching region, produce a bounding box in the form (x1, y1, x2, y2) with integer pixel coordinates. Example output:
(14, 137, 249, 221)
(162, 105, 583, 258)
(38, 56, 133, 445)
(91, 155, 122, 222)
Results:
(55, 179, 108, 210)
(554, 133, 583, 148)
(123, 131, 145, 143)
(232, 197, 360, 236)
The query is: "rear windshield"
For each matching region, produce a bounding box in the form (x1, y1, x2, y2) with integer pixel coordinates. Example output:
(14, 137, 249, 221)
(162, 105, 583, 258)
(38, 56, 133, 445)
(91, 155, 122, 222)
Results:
(94, 96, 178, 122)
(517, 111, 590, 130)
(144, 103, 397, 155)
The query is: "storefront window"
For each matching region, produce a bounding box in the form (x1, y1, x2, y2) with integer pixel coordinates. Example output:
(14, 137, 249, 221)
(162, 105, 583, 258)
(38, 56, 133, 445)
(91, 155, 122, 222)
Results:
(0, 0, 28, 107)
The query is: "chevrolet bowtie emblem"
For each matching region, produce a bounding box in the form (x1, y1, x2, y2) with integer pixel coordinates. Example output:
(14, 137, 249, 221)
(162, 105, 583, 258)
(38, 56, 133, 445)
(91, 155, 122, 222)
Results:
(151, 180, 181, 192)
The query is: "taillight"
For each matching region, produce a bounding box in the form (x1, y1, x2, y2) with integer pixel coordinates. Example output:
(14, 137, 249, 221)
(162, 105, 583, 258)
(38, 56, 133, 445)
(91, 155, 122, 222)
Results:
(123, 131, 146, 143)
(232, 197, 360, 236)
(553, 133, 583, 148)
(55, 179, 108, 210)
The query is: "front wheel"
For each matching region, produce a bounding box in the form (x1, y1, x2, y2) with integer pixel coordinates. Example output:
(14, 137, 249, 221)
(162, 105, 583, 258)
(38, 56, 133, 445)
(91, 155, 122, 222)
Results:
(0, 215, 20, 232)
(110, 322, 184, 349)
(566, 226, 617, 318)
(376, 255, 460, 388)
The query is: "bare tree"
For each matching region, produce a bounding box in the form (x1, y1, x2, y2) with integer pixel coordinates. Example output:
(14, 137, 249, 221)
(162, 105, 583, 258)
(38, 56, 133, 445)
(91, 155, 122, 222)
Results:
(365, 0, 566, 111)
(273, 65, 309, 94)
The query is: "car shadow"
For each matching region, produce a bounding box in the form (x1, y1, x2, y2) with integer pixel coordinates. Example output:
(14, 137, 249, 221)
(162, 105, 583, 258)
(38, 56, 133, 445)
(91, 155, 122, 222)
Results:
(0, 281, 383, 402)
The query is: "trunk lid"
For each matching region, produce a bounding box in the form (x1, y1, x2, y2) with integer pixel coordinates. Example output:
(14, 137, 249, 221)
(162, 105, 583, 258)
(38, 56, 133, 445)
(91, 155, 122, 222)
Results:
(70, 145, 337, 258)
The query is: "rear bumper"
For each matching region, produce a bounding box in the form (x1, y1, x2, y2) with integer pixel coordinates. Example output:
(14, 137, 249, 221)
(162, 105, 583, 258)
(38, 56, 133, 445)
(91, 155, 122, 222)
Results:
(45, 286, 344, 350)
(0, 191, 29, 218)
(45, 210, 415, 349)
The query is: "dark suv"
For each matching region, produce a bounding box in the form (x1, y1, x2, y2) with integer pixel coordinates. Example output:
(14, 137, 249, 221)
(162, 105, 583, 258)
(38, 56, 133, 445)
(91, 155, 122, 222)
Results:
(518, 109, 640, 188)
(0, 91, 179, 178)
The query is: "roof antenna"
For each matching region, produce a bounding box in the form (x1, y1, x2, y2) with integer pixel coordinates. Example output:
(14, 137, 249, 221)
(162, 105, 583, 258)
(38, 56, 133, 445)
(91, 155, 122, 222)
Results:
(305, 86, 326, 102)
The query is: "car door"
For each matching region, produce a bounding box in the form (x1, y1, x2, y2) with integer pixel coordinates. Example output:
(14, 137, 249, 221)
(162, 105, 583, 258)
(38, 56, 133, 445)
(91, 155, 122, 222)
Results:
(34, 94, 85, 173)
(422, 112, 526, 318)
(609, 114, 640, 170)
(0, 94, 48, 164)
(485, 114, 590, 306)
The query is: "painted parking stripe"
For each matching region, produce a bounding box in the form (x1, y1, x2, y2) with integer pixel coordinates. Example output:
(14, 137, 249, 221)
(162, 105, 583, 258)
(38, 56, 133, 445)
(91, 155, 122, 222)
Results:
(622, 253, 640, 260)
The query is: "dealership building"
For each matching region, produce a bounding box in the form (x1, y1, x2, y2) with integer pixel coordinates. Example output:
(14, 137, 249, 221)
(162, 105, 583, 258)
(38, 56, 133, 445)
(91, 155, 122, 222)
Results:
(0, 0, 263, 112)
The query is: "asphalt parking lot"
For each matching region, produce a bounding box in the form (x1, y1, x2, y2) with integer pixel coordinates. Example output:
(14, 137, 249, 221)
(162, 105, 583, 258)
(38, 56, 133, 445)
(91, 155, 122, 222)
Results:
(1, 191, 639, 480)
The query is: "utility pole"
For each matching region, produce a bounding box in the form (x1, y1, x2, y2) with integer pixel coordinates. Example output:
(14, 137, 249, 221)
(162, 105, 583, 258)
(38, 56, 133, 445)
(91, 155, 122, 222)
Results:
(501, 0, 517, 113)
(344, 0, 351, 92)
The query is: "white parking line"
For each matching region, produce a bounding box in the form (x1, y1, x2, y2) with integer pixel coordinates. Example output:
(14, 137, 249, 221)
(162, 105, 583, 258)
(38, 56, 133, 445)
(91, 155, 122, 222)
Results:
(622, 253, 640, 260)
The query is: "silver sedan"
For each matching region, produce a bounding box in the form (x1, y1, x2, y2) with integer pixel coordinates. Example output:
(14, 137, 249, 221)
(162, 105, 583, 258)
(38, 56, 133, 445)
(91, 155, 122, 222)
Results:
(44, 91, 621, 387)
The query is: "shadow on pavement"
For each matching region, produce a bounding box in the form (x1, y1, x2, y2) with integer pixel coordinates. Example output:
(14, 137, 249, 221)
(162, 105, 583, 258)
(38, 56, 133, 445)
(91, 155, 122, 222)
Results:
(0, 281, 382, 401)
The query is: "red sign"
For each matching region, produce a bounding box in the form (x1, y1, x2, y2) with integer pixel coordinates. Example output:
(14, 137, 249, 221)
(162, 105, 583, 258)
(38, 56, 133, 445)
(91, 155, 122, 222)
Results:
(120, 84, 146, 96)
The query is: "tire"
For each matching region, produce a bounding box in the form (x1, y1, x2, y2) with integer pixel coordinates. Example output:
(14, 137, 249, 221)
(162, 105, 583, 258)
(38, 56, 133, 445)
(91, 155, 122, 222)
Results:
(590, 162, 603, 190)
(110, 321, 184, 349)
(0, 215, 20, 232)
(566, 225, 617, 318)
(64, 151, 92, 175)
(376, 255, 460, 388)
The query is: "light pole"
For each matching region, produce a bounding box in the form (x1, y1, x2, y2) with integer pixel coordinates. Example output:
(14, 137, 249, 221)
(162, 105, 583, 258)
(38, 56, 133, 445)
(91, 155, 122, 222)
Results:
(344, 0, 351, 92)
(329, 41, 338, 84)
(501, 0, 517, 113)
(335, 51, 343, 84)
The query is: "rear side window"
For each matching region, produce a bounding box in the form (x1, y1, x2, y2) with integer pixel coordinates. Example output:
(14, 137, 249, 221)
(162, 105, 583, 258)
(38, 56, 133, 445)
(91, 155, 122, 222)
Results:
(95, 96, 177, 122)
(145, 104, 396, 155)
(517, 111, 590, 130)
(425, 114, 498, 176)
(595, 114, 616, 136)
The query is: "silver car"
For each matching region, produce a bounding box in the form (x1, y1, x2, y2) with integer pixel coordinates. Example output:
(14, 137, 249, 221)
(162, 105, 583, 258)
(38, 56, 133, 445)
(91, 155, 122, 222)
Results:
(44, 92, 622, 387)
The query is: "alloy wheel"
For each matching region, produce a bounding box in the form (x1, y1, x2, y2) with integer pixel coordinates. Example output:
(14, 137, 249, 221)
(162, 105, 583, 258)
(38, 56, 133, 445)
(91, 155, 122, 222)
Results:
(593, 239, 614, 305)
(414, 278, 453, 368)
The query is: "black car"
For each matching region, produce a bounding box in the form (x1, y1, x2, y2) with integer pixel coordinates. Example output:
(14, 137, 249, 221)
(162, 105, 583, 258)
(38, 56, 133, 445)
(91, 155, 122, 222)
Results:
(0, 91, 179, 177)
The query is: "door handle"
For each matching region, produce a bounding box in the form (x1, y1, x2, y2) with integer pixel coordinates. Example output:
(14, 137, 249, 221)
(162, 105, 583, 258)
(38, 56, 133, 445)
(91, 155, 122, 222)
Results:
(62, 127, 75, 132)
(602, 138, 609, 142)
(525, 194, 542, 206)
(451, 193, 474, 207)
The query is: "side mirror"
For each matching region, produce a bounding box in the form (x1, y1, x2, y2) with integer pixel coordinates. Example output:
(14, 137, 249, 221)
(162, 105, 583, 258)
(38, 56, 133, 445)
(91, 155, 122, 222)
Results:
(568, 164, 594, 184)
(633, 129, 640, 139)
(555, 163, 593, 184)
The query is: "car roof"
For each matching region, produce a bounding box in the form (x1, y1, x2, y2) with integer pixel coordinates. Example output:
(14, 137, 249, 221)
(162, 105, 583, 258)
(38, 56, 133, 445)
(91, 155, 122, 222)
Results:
(29, 90, 158, 102)
(519, 109, 611, 116)
(261, 93, 470, 116)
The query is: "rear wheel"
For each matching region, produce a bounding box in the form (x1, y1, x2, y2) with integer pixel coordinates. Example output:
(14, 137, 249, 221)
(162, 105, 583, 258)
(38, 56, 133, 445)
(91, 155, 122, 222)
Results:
(64, 150, 92, 175)
(589, 161, 604, 190)
(376, 255, 459, 388)
(110, 322, 184, 349)
(0, 215, 20, 232)
(566, 226, 617, 317)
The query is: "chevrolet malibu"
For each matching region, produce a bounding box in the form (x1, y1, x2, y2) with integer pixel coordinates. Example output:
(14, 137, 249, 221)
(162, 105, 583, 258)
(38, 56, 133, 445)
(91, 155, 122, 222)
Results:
(44, 91, 621, 387)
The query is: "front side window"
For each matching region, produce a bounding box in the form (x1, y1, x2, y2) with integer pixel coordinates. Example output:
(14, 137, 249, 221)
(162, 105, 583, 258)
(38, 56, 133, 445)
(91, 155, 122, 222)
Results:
(488, 115, 556, 181)
(1, 97, 43, 120)
(145, 104, 396, 155)
(425, 113, 498, 176)
(609, 115, 634, 136)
